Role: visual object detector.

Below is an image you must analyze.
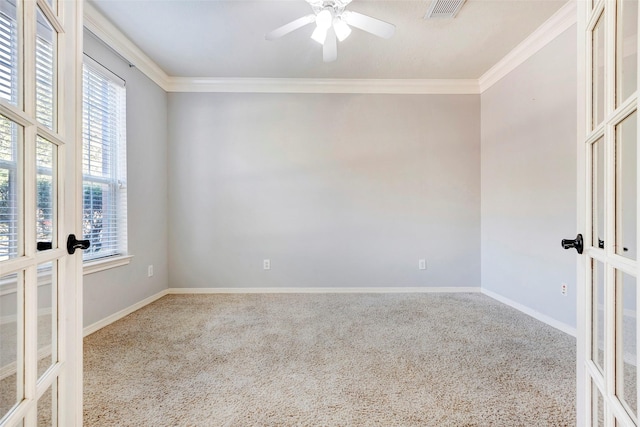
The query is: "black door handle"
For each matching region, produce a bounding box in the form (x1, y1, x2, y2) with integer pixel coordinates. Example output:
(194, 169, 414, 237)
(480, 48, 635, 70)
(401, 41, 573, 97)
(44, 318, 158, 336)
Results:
(37, 242, 52, 251)
(67, 234, 90, 255)
(561, 234, 583, 254)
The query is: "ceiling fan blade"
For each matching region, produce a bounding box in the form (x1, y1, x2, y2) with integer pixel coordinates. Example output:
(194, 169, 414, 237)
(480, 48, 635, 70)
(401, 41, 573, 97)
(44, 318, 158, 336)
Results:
(342, 11, 395, 39)
(265, 14, 316, 40)
(323, 28, 337, 62)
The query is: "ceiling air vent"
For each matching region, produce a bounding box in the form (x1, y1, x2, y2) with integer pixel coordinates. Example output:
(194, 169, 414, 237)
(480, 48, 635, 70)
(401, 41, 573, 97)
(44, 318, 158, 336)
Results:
(424, 0, 466, 19)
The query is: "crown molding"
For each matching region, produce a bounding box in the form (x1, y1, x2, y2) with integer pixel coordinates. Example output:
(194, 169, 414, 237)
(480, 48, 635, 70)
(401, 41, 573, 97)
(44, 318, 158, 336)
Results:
(166, 77, 480, 94)
(83, 0, 575, 95)
(83, 2, 171, 91)
(478, 0, 577, 93)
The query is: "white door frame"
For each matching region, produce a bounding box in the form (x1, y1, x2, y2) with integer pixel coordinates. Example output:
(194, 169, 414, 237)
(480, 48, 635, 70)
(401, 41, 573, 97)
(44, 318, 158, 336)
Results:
(577, 1, 587, 423)
(60, 2, 83, 425)
(0, 0, 82, 425)
(577, 0, 639, 425)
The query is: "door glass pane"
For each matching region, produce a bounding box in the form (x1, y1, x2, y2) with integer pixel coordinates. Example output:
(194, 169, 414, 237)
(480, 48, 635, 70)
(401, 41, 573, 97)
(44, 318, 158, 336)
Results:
(593, 380, 605, 426)
(35, 7, 56, 131)
(616, 112, 637, 259)
(593, 260, 606, 372)
(0, 271, 22, 419)
(36, 137, 55, 249)
(593, 13, 606, 129)
(593, 137, 605, 249)
(37, 262, 55, 379)
(0, 0, 19, 107)
(0, 116, 22, 261)
(617, 0, 638, 106)
(617, 271, 638, 419)
(37, 380, 56, 427)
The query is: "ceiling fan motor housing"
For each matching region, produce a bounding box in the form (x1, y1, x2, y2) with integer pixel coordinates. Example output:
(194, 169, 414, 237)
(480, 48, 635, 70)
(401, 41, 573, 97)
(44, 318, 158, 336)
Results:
(309, 0, 350, 16)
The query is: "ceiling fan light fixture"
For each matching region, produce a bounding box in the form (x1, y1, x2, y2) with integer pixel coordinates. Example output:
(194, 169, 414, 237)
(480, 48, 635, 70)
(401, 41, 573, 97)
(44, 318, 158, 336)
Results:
(311, 25, 328, 44)
(333, 17, 351, 41)
(266, 0, 396, 61)
(315, 9, 333, 29)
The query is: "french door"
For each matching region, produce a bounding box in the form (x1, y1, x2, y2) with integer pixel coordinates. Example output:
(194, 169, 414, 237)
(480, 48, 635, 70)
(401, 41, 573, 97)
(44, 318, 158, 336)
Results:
(578, 0, 640, 425)
(0, 1, 82, 426)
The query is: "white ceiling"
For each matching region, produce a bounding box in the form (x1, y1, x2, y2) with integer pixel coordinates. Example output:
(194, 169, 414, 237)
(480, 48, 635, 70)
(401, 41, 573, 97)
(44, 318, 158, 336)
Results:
(88, 0, 568, 80)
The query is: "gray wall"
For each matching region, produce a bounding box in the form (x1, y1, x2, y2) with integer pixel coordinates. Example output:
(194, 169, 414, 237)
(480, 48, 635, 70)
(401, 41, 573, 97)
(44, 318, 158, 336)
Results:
(82, 21, 580, 333)
(168, 93, 481, 288)
(83, 30, 169, 327)
(481, 26, 577, 328)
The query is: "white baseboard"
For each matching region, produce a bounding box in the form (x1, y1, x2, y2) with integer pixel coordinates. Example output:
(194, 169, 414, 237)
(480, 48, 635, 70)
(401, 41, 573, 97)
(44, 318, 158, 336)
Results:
(82, 286, 577, 341)
(481, 288, 576, 337)
(167, 286, 482, 294)
(83, 289, 170, 337)
(82, 286, 481, 336)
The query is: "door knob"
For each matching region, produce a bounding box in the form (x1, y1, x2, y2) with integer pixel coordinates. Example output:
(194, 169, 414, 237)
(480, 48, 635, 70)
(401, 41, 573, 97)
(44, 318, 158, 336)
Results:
(67, 234, 90, 255)
(561, 234, 583, 254)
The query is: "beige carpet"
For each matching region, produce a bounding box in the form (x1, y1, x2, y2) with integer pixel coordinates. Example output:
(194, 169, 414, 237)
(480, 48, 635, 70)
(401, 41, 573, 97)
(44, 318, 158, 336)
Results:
(84, 293, 576, 426)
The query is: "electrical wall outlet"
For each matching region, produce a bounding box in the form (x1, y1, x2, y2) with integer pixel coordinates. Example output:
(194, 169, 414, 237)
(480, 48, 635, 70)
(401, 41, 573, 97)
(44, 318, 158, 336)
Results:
(148, 265, 154, 277)
(263, 259, 271, 270)
(561, 283, 568, 296)
(419, 259, 426, 270)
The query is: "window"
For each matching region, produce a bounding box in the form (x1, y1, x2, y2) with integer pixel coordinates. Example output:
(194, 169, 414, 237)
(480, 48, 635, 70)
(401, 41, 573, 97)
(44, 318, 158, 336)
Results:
(36, 6, 56, 130)
(0, 0, 18, 107)
(0, 4, 59, 260)
(82, 58, 127, 262)
(0, 2, 127, 263)
(0, 116, 19, 261)
(0, 1, 19, 261)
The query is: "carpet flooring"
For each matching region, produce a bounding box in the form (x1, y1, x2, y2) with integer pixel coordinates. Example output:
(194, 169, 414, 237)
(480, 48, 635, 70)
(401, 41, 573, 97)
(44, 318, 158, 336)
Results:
(83, 293, 576, 426)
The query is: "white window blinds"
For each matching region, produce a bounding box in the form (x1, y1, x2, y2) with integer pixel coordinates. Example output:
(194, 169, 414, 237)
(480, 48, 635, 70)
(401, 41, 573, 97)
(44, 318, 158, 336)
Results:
(0, 2, 18, 261)
(0, 2, 17, 106)
(35, 7, 55, 130)
(82, 58, 127, 261)
(0, 3, 57, 260)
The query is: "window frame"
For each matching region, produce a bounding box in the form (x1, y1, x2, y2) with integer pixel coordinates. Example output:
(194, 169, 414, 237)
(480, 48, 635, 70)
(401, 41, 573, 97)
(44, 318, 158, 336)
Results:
(81, 55, 129, 268)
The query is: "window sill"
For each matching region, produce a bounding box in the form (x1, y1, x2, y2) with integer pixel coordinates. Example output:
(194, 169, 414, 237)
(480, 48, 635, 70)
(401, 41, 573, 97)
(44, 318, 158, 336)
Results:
(83, 255, 134, 276)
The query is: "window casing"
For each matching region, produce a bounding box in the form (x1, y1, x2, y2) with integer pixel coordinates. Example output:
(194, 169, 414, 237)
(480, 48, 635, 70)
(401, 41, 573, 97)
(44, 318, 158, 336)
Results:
(81, 58, 127, 262)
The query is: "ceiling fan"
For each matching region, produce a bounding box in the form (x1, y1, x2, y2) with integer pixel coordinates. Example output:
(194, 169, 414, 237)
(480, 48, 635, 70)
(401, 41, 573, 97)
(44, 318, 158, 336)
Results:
(265, 0, 396, 63)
